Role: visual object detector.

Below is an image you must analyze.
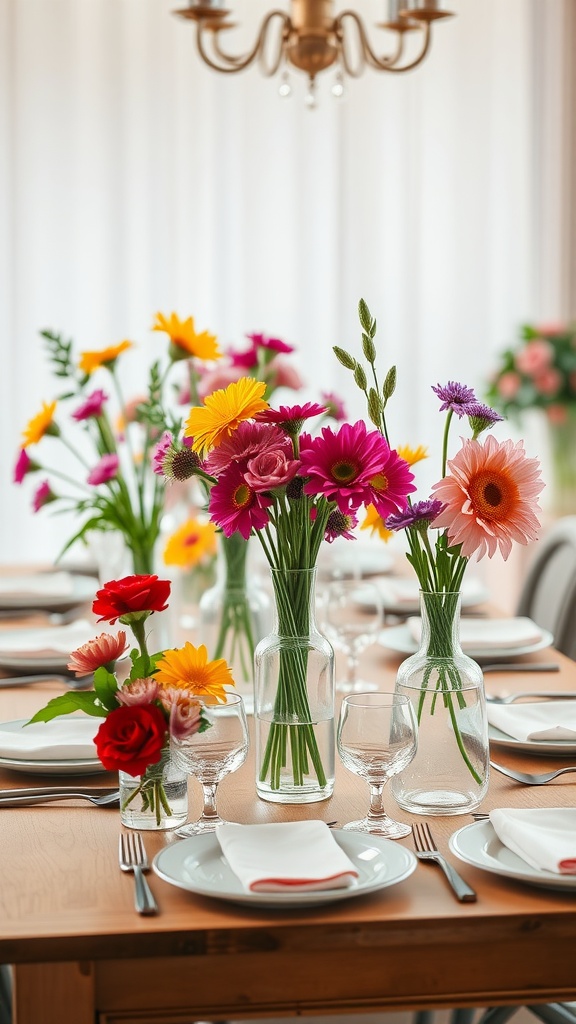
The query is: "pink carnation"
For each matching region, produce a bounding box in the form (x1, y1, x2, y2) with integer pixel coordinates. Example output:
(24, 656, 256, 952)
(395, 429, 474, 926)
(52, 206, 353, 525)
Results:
(32, 480, 56, 512)
(497, 371, 522, 400)
(13, 448, 38, 484)
(546, 404, 568, 425)
(67, 630, 128, 677)
(533, 368, 562, 397)
(515, 340, 554, 376)
(268, 358, 304, 391)
(72, 389, 108, 421)
(205, 421, 290, 476)
(87, 453, 119, 486)
(116, 677, 159, 706)
(166, 692, 203, 740)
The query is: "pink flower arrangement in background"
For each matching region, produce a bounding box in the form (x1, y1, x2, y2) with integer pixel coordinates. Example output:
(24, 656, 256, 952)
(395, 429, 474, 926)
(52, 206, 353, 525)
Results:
(487, 321, 576, 420)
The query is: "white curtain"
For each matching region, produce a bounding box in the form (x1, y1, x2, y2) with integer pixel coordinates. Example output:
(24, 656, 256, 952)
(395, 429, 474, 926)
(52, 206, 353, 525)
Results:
(0, 0, 565, 565)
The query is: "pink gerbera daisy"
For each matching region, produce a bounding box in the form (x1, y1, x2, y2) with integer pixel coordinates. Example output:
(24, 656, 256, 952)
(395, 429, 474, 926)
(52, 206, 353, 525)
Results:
(87, 453, 120, 486)
(256, 402, 327, 437)
(431, 435, 544, 560)
(245, 332, 294, 355)
(209, 462, 273, 539)
(205, 421, 290, 476)
(298, 421, 415, 517)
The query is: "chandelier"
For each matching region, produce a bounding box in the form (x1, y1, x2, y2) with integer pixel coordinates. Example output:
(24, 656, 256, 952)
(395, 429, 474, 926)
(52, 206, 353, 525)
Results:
(174, 1, 454, 104)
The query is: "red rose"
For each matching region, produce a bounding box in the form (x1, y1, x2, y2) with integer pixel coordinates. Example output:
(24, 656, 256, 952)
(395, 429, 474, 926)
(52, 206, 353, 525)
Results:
(93, 574, 171, 624)
(94, 704, 168, 776)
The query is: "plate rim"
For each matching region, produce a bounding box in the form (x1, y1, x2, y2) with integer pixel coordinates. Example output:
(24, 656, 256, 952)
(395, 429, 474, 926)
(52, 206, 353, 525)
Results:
(0, 573, 96, 611)
(379, 624, 554, 660)
(153, 828, 417, 907)
(488, 722, 576, 755)
(449, 819, 576, 890)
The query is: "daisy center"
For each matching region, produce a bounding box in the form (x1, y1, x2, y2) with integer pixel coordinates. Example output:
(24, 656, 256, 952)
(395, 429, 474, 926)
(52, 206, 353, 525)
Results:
(370, 473, 389, 493)
(469, 470, 518, 521)
(233, 483, 251, 509)
(331, 460, 358, 484)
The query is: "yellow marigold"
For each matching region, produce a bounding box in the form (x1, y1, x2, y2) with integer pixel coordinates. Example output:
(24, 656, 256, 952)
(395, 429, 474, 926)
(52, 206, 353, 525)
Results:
(155, 642, 233, 704)
(185, 378, 269, 455)
(79, 340, 133, 375)
(21, 401, 58, 447)
(152, 312, 221, 362)
(360, 503, 394, 542)
(396, 444, 428, 466)
(163, 518, 217, 569)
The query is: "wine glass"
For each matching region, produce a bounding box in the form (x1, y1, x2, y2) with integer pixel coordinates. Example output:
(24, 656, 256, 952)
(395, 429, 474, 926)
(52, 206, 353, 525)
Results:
(321, 579, 383, 693)
(171, 693, 249, 837)
(337, 691, 417, 839)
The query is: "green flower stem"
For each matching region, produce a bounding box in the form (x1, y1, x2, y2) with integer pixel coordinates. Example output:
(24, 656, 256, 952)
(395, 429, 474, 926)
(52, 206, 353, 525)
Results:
(212, 534, 257, 681)
(39, 464, 93, 493)
(58, 433, 91, 470)
(441, 409, 453, 478)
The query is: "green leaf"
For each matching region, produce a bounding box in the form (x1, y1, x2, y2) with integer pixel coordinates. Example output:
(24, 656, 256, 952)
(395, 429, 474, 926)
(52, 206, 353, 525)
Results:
(26, 691, 106, 725)
(333, 346, 356, 371)
(358, 298, 373, 336)
(353, 364, 367, 390)
(383, 366, 397, 400)
(93, 667, 120, 711)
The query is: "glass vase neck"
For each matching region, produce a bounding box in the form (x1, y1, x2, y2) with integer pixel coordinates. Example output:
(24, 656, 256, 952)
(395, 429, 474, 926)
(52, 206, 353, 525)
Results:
(270, 566, 318, 638)
(418, 590, 463, 659)
(217, 532, 249, 593)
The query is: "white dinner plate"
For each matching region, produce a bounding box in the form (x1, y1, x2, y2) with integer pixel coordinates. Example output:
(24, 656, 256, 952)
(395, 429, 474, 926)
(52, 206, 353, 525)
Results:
(354, 578, 489, 616)
(0, 754, 105, 776)
(449, 819, 576, 891)
(488, 723, 576, 756)
(317, 547, 393, 581)
(0, 620, 97, 672)
(0, 574, 96, 612)
(153, 829, 417, 908)
(378, 625, 554, 662)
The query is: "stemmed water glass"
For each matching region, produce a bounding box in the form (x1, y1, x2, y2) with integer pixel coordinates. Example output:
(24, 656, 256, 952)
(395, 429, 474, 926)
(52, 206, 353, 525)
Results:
(337, 691, 417, 839)
(321, 579, 383, 693)
(170, 693, 249, 837)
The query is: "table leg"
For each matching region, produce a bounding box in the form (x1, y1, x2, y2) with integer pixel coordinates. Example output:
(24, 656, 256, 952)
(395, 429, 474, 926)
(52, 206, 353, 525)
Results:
(13, 962, 94, 1024)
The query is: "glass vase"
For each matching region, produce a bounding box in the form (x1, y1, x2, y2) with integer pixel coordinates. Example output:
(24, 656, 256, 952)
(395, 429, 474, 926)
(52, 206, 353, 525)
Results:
(119, 747, 188, 830)
(254, 566, 335, 804)
(199, 533, 271, 712)
(547, 408, 576, 515)
(391, 590, 489, 815)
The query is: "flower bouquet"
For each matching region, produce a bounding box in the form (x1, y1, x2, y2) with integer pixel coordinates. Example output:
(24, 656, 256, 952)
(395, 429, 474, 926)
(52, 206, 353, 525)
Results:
(334, 300, 545, 814)
(178, 376, 415, 801)
(14, 311, 219, 574)
(27, 573, 235, 828)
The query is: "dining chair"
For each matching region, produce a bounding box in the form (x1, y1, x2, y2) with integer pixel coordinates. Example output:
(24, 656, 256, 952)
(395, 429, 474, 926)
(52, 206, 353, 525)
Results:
(515, 515, 576, 660)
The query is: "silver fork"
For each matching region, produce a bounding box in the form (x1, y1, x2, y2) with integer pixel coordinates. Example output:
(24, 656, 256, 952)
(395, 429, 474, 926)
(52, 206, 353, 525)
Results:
(118, 832, 158, 915)
(0, 789, 119, 807)
(412, 821, 477, 902)
(489, 760, 576, 785)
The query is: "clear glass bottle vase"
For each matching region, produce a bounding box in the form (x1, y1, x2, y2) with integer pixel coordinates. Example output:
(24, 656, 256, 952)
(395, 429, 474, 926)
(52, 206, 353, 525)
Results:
(254, 566, 335, 804)
(198, 533, 271, 711)
(391, 590, 489, 815)
(119, 747, 188, 830)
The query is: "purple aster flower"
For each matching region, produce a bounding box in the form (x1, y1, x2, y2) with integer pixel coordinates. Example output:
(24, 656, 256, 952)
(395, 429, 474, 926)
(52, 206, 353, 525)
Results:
(72, 389, 108, 422)
(466, 402, 504, 438)
(432, 381, 477, 417)
(386, 499, 446, 532)
(324, 509, 358, 543)
(32, 479, 57, 513)
(87, 453, 119, 486)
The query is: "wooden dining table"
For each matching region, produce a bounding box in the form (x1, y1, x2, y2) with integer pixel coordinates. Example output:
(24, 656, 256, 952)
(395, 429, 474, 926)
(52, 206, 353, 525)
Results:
(1, 612, 576, 1024)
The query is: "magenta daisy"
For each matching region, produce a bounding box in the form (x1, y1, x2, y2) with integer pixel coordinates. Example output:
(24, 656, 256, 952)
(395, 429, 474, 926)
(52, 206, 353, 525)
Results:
(298, 421, 415, 516)
(205, 421, 290, 476)
(13, 448, 39, 484)
(209, 463, 273, 539)
(432, 381, 477, 417)
(87, 453, 119, 486)
(72, 389, 108, 422)
(32, 480, 56, 512)
(256, 402, 327, 437)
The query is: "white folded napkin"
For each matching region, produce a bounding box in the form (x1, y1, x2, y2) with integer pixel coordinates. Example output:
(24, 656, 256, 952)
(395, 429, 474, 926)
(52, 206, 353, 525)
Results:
(0, 716, 99, 760)
(0, 573, 74, 598)
(216, 821, 359, 893)
(0, 620, 95, 658)
(407, 616, 544, 652)
(487, 701, 576, 741)
(489, 807, 576, 874)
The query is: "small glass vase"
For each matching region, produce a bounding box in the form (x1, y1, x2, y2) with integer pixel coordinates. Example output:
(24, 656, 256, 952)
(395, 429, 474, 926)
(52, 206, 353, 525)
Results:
(547, 408, 576, 515)
(391, 590, 489, 815)
(119, 748, 188, 830)
(199, 533, 271, 711)
(254, 566, 335, 804)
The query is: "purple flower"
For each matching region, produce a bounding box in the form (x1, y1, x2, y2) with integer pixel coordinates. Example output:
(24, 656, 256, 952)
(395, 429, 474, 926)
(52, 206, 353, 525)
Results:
(432, 381, 477, 417)
(87, 453, 119, 486)
(32, 480, 56, 512)
(72, 389, 108, 422)
(466, 402, 504, 438)
(386, 499, 445, 532)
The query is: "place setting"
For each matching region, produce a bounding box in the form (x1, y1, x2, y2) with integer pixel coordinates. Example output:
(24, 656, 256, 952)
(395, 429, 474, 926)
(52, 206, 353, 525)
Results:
(486, 696, 576, 756)
(0, 571, 96, 616)
(379, 613, 554, 662)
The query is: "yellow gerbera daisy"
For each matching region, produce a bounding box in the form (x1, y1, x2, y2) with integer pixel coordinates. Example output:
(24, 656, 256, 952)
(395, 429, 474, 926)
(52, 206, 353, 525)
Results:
(79, 340, 133, 375)
(21, 401, 58, 447)
(163, 518, 217, 569)
(396, 444, 428, 466)
(360, 503, 394, 542)
(185, 378, 269, 455)
(152, 312, 221, 363)
(155, 642, 234, 704)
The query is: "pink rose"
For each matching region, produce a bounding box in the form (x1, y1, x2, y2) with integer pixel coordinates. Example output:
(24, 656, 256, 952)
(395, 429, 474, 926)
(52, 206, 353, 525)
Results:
(533, 367, 562, 397)
(167, 692, 203, 740)
(515, 340, 554, 376)
(546, 404, 568, 425)
(244, 450, 300, 491)
(116, 677, 159, 706)
(497, 371, 522, 400)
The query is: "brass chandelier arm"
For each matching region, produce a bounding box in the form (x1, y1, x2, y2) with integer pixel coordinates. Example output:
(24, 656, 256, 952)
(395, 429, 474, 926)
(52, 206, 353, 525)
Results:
(195, 10, 290, 74)
(336, 11, 431, 73)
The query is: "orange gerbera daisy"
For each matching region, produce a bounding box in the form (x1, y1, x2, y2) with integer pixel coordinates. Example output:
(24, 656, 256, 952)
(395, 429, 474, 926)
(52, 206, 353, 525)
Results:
(163, 518, 217, 569)
(397, 444, 428, 466)
(79, 340, 133, 375)
(154, 642, 234, 704)
(431, 435, 544, 560)
(360, 503, 393, 542)
(152, 312, 221, 362)
(185, 378, 269, 455)
(21, 401, 58, 447)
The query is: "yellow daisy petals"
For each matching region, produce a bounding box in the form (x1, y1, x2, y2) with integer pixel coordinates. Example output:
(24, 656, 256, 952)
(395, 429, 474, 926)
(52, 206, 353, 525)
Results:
(397, 444, 428, 466)
(152, 311, 221, 362)
(360, 503, 394, 542)
(155, 642, 234, 704)
(21, 401, 57, 447)
(79, 340, 133, 375)
(163, 518, 217, 569)
(185, 378, 269, 455)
